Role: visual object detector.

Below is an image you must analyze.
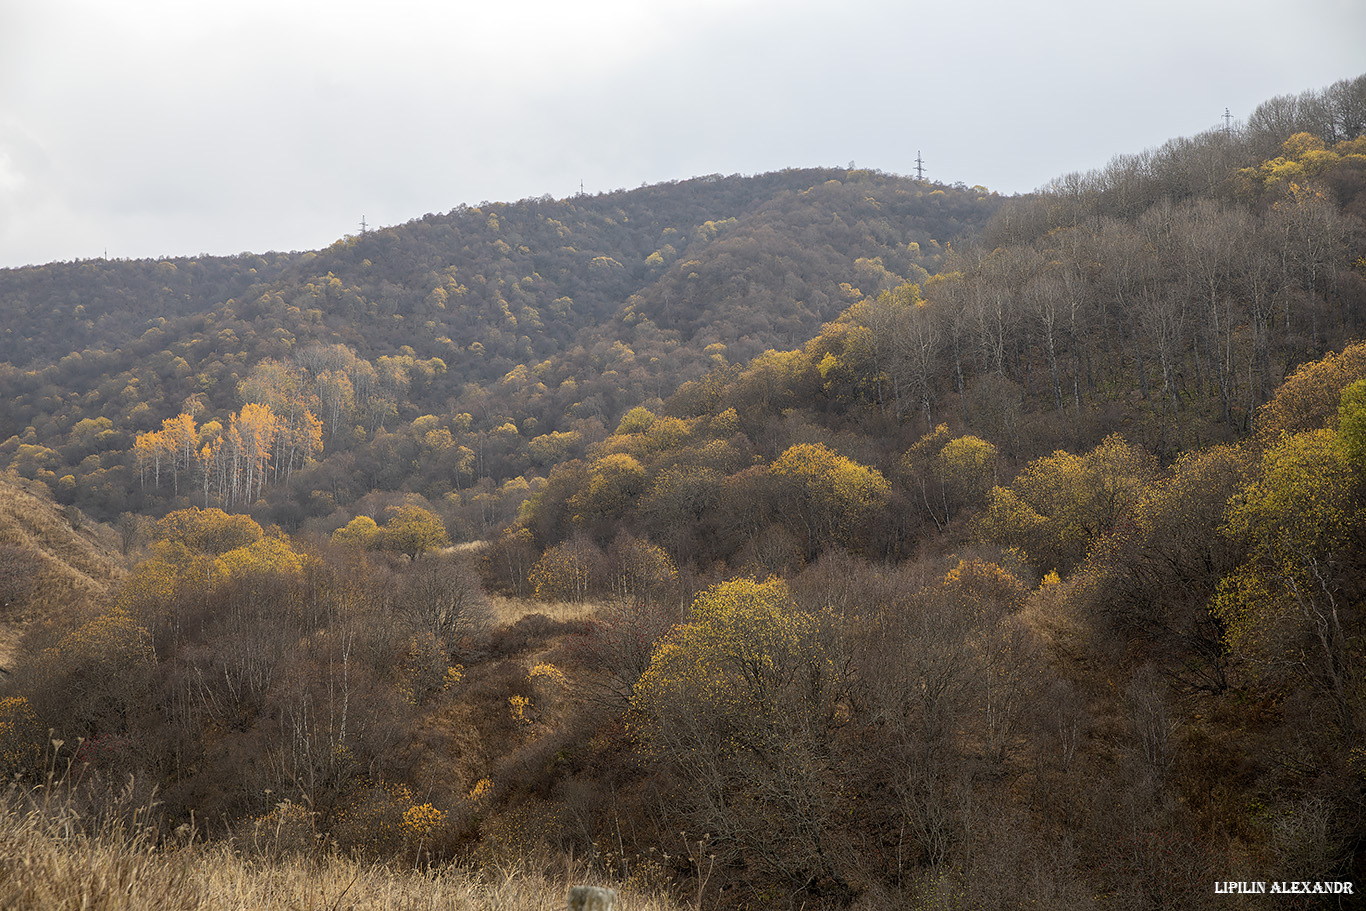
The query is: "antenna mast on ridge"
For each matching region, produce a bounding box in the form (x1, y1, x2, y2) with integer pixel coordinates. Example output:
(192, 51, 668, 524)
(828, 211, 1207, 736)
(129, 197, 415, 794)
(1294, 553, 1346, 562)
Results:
(1223, 108, 1233, 136)
(914, 151, 926, 181)
(359, 216, 369, 235)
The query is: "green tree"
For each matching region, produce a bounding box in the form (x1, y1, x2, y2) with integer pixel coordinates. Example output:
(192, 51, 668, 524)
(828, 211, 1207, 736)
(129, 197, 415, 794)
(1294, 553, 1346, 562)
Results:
(1337, 378, 1366, 468)
(614, 405, 657, 435)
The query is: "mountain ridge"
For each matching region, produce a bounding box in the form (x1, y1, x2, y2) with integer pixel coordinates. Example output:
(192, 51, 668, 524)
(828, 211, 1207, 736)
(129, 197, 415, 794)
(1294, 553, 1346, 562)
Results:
(0, 168, 1000, 525)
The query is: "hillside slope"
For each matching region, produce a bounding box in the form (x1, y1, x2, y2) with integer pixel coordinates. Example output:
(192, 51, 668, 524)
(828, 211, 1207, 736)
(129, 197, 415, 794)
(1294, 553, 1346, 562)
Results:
(0, 472, 126, 668)
(0, 169, 1000, 525)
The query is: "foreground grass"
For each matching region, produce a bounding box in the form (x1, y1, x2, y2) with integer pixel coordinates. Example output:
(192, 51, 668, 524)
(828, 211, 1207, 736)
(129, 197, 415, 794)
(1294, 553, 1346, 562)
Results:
(0, 786, 679, 911)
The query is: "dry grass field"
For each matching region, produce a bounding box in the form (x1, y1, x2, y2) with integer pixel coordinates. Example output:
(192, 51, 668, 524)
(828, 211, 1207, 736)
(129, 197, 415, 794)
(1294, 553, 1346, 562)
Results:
(0, 783, 681, 911)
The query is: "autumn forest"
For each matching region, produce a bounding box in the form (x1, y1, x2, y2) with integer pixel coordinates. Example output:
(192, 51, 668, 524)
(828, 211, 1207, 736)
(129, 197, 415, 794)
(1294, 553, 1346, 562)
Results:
(2, 75, 1366, 909)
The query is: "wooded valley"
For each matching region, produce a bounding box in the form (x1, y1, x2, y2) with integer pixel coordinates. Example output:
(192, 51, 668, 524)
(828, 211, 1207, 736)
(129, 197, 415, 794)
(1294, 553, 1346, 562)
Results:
(1, 74, 1365, 909)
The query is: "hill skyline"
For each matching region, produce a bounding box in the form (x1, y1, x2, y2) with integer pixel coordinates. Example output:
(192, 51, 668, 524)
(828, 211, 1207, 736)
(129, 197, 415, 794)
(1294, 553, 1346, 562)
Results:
(4, 0, 1364, 269)
(1, 70, 1365, 909)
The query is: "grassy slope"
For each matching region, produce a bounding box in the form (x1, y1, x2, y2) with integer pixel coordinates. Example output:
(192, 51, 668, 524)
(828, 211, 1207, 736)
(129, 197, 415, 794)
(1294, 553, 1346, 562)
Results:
(0, 471, 127, 667)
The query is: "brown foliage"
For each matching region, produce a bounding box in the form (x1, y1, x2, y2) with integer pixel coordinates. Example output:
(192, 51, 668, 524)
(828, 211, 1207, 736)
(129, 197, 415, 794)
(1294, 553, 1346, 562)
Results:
(393, 553, 489, 648)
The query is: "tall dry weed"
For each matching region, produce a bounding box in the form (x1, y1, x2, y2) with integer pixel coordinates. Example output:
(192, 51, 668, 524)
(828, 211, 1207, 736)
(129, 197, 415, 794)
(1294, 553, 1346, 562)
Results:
(0, 777, 682, 911)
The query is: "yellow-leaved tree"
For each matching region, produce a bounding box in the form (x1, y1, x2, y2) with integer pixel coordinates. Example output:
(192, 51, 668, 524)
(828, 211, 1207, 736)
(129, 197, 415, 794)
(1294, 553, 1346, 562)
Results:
(0, 696, 43, 779)
(377, 505, 450, 560)
(976, 434, 1156, 576)
(1087, 443, 1249, 694)
(769, 442, 890, 558)
(117, 507, 266, 628)
(630, 577, 849, 887)
(118, 509, 309, 646)
(528, 536, 602, 603)
(899, 424, 998, 531)
(155, 507, 263, 555)
(1214, 421, 1360, 736)
(330, 515, 380, 549)
(214, 536, 305, 582)
(35, 606, 155, 735)
(568, 453, 649, 530)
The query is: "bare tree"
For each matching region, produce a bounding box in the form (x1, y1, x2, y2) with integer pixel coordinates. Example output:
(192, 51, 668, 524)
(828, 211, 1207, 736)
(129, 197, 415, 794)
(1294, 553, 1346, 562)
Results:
(394, 555, 489, 648)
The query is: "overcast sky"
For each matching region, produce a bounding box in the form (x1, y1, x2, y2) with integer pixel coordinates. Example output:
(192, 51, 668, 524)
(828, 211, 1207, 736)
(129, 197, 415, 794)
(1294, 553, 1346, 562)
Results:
(2, 0, 1363, 269)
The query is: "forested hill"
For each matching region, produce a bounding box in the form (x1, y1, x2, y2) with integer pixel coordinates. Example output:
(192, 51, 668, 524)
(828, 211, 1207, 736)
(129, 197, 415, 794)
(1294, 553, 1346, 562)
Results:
(0, 168, 999, 525)
(498, 75, 1366, 585)
(3, 75, 1366, 911)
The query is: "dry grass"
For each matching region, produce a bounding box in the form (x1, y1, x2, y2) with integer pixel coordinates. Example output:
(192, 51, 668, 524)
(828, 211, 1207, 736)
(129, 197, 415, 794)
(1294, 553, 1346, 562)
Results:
(193, 854, 678, 911)
(449, 541, 489, 555)
(439, 541, 600, 625)
(0, 473, 129, 674)
(0, 621, 21, 674)
(0, 783, 682, 911)
(486, 594, 599, 626)
(0, 472, 127, 619)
